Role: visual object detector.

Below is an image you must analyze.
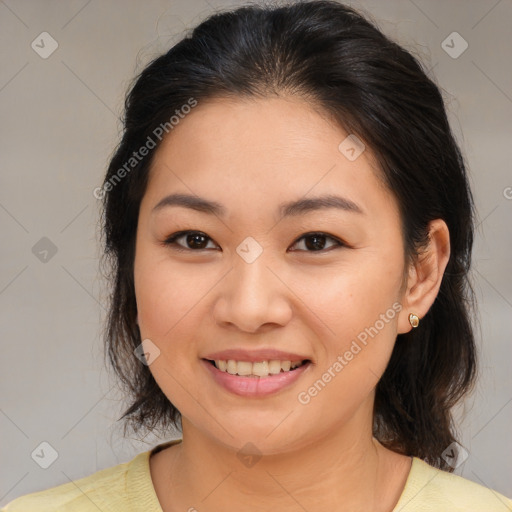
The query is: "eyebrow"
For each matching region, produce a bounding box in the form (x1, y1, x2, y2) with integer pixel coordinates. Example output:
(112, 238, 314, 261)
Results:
(151, 193, 365, 218)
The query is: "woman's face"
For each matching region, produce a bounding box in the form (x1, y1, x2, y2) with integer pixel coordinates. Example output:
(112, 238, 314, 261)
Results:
(134, 96, 410, 453)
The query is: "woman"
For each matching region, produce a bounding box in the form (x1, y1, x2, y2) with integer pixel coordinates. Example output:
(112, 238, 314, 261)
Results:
(4, 1, 511, 510)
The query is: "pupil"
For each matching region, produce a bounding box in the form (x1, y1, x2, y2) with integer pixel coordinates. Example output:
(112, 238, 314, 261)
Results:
(188, 233, 206, 249)
(306, 235, 325, 251)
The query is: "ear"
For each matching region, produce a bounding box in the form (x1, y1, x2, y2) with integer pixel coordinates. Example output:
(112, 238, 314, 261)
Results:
(397, 219, 451, 334)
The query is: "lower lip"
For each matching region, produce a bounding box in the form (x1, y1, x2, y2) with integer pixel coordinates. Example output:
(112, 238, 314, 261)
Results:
(202, 359, 311, 397)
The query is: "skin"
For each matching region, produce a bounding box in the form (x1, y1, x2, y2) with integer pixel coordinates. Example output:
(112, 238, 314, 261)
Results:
(133, 95, 451, 511)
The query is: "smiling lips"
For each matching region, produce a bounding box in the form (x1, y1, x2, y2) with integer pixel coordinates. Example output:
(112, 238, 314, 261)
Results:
(202, 358, 312, 397)
(203, 348, 311, 363)
(201, 348, 312, 395)
(208, 359, 306, 377)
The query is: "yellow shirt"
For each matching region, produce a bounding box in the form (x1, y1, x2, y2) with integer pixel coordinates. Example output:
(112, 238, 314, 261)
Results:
(2, 439, 511, 511)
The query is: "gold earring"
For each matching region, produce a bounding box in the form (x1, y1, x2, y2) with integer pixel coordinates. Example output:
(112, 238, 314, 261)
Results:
(409, 313, 419, 328)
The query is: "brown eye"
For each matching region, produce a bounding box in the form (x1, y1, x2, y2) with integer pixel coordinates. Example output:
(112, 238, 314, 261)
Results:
(185, 233, 209, 249)
(164, 231, 218, 251)
(290, 232, 345, 252)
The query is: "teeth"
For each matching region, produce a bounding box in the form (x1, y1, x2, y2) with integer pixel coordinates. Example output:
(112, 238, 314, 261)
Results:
(252, 361, 269, 376)
(268, 360, 281, 374)
(213, 359, 306, 377)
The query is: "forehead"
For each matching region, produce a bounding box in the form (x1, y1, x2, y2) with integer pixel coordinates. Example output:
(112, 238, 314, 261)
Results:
(144, 96, 396, 221)
(152, 95, 357, 170)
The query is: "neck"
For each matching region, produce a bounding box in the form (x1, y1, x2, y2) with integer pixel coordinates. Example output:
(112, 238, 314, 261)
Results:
(155, 404, 410, 511)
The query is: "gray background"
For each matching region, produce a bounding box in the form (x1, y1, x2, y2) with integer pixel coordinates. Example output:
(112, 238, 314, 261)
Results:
(1, 0, 511, 506)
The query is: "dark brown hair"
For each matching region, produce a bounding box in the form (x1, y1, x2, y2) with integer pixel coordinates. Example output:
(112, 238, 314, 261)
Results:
(99, 0, 477, 471)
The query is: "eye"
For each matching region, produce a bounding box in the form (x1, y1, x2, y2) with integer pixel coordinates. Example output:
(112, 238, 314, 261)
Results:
(163, 230, 346, 252)
(163, 230, 219, 251)
(289, 232, 345, 252)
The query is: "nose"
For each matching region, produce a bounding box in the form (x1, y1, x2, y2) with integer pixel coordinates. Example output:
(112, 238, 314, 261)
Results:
(213, 251, 293, 333)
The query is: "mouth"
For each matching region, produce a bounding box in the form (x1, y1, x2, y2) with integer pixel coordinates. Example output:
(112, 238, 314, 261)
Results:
(202, 358, 311, 378)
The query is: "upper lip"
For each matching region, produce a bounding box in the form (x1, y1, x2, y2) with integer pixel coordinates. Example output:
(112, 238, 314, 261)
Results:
(202, 349, 311, 363)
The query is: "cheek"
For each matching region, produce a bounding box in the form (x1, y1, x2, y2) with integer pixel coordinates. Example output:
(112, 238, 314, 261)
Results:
(295, 273, 400, 423)
(134, 255, 213, 338)
(133, 257, 222, 400)
(133, 258, 205, 406)
(292, 258, 401, 339)
(290, 254, 403, 395)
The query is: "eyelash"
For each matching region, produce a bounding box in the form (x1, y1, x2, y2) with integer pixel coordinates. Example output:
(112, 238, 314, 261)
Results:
(162, 230, 347, 253)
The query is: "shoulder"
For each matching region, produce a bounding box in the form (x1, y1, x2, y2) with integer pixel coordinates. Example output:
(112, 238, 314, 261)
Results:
(394, 456, 512, 512)
(0, 450, 152, 512)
